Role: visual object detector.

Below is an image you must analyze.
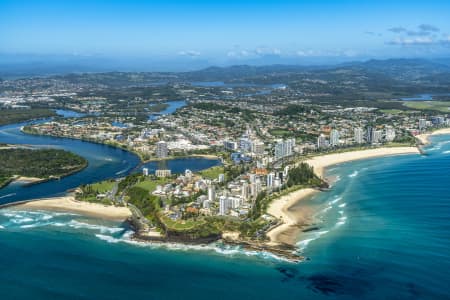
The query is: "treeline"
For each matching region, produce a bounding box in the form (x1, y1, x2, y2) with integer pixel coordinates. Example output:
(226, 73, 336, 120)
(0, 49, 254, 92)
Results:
(0, 109, 57, 126)
(274, 104, 309, 116)
(0, 148, 87, 179)
(126, 186, 162, 223)
(286, 163, 322, 187)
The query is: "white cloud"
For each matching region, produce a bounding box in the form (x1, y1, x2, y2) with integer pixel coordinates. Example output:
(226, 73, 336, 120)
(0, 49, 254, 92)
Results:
(388, 36, 434, 45)
(178, 50, 201, 57)
(295, 49, 358, 57)
(226, 47, 281, 58)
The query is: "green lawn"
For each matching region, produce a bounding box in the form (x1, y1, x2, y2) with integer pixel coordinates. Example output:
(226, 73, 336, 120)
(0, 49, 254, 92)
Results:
(269, 128, 293, 137)
(89, 180, 115, 193)
(379, 109, 404, 114)
(134, 178, 170, 193)
(198, 166, 224, 180)
(160, 215, 205, 231)
(403, 101, 450, 112)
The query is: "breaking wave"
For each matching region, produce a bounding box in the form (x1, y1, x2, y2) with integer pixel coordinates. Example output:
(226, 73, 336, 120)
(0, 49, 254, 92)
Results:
(0, 209, 290, 263)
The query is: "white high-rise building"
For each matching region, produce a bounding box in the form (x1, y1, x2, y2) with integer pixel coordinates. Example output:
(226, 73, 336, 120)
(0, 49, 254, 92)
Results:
(372, 130, 383, 144)
(266, 172, 275, 188)
(251, 140, 265, 155)
(142, 168, 149, 176)
(218, 174, 225, 183)
(419, 119, 427, 131)
(239, 137, 252, 152)
(330, 129, 340, 147)
(274, 138, 295, 159)
(208, 185, 215, 201)
(255, 178, 262, 196)
(241, 182, 249, 200)
(354, 127, 364, 144)
(219, 196, 232, 215)
(156, 141, 168, 158)
(366, 127, 373, 144)
(317, 134, 328, 149)
(385, 127, 396, 142)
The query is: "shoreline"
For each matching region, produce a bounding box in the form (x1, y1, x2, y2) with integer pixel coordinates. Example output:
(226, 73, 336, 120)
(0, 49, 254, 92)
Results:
(4, 195, 132, 221)
(21, 126, 221, 168)
(416, 128, 450, 145)
(265, 146, 421, 246)
(0, 160, 89, 190)
(266, 188, 318, 246)
(305, 146, 420, 178)
(141, 153, 221, 164)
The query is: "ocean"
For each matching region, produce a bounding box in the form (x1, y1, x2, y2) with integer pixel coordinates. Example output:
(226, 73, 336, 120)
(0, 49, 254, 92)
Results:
(1, 135, 450, 299)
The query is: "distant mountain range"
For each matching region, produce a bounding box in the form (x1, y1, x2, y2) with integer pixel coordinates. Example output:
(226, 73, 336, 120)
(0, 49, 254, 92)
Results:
(1, 53, 450, 81)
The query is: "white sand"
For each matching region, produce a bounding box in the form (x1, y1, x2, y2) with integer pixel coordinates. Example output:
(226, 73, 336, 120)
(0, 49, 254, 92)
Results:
(13, 176, 44, 183)
(266, 188, 318, 245)
(16, 196, 132, 220)
(305, 147, 420, 178)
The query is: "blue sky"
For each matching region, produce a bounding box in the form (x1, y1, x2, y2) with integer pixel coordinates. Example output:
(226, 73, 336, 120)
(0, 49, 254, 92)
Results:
(0, 0, 449, 67)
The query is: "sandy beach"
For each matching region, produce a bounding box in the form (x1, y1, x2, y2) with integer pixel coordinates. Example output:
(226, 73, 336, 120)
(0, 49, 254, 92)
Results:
(266, 188, 318, 246)
(305, 147, 420, 178)
(13, 176, 45, 183)
(266, 146, 420, 245)
(15, 196, 132, 221)
(416, 128, 450, 145)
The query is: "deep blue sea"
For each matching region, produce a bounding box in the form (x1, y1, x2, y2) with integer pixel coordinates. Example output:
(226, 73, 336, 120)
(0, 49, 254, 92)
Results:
(1, 133, 450, 299)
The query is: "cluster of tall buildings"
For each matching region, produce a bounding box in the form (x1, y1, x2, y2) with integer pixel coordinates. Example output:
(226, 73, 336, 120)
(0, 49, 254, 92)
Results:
(223, 135, 265, 156)
(317, 127, 396, 149)
(418, 117, 450, 133)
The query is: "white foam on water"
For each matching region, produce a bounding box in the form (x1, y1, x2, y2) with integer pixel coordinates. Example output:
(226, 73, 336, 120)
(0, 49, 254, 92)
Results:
(296, 230, 330, 251)
(1, 212, 17, 217)
(338, 203, 346, 208)
(335, 221, 346, 227)
(67, 220, 123, 234)
(318, 205, 332, 215)
(20, 224, 41, 229)
(52, 222, 67, 227)
(11, 217, 34, 224)
(330, 196, 342, 205)
(95, 234, 121, 243)
(442, 150, 450, 154)
(0, 225, 4, 229)
(0, 193, 16, 200)
(115, 168, 128, 175)
(348, 170, 359, 178)
(92, 230, 292, 263)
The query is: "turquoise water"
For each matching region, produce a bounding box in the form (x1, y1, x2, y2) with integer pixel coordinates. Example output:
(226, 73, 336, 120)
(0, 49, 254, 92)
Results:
(1, 136, 450, 299)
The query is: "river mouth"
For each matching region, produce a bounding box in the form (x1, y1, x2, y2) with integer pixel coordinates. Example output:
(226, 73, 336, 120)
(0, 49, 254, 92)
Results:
(0, 118, 221, 204)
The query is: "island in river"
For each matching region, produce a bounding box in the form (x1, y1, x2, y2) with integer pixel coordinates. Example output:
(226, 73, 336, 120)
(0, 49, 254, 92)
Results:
(0, 147, 88, 189)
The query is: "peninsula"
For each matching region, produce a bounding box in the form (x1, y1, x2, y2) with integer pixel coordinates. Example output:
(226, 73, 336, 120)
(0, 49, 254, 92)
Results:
(0, 147, 88, 189)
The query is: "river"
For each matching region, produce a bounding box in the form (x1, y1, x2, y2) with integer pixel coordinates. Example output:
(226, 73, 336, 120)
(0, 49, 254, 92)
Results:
(0, 100, 220, 204)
